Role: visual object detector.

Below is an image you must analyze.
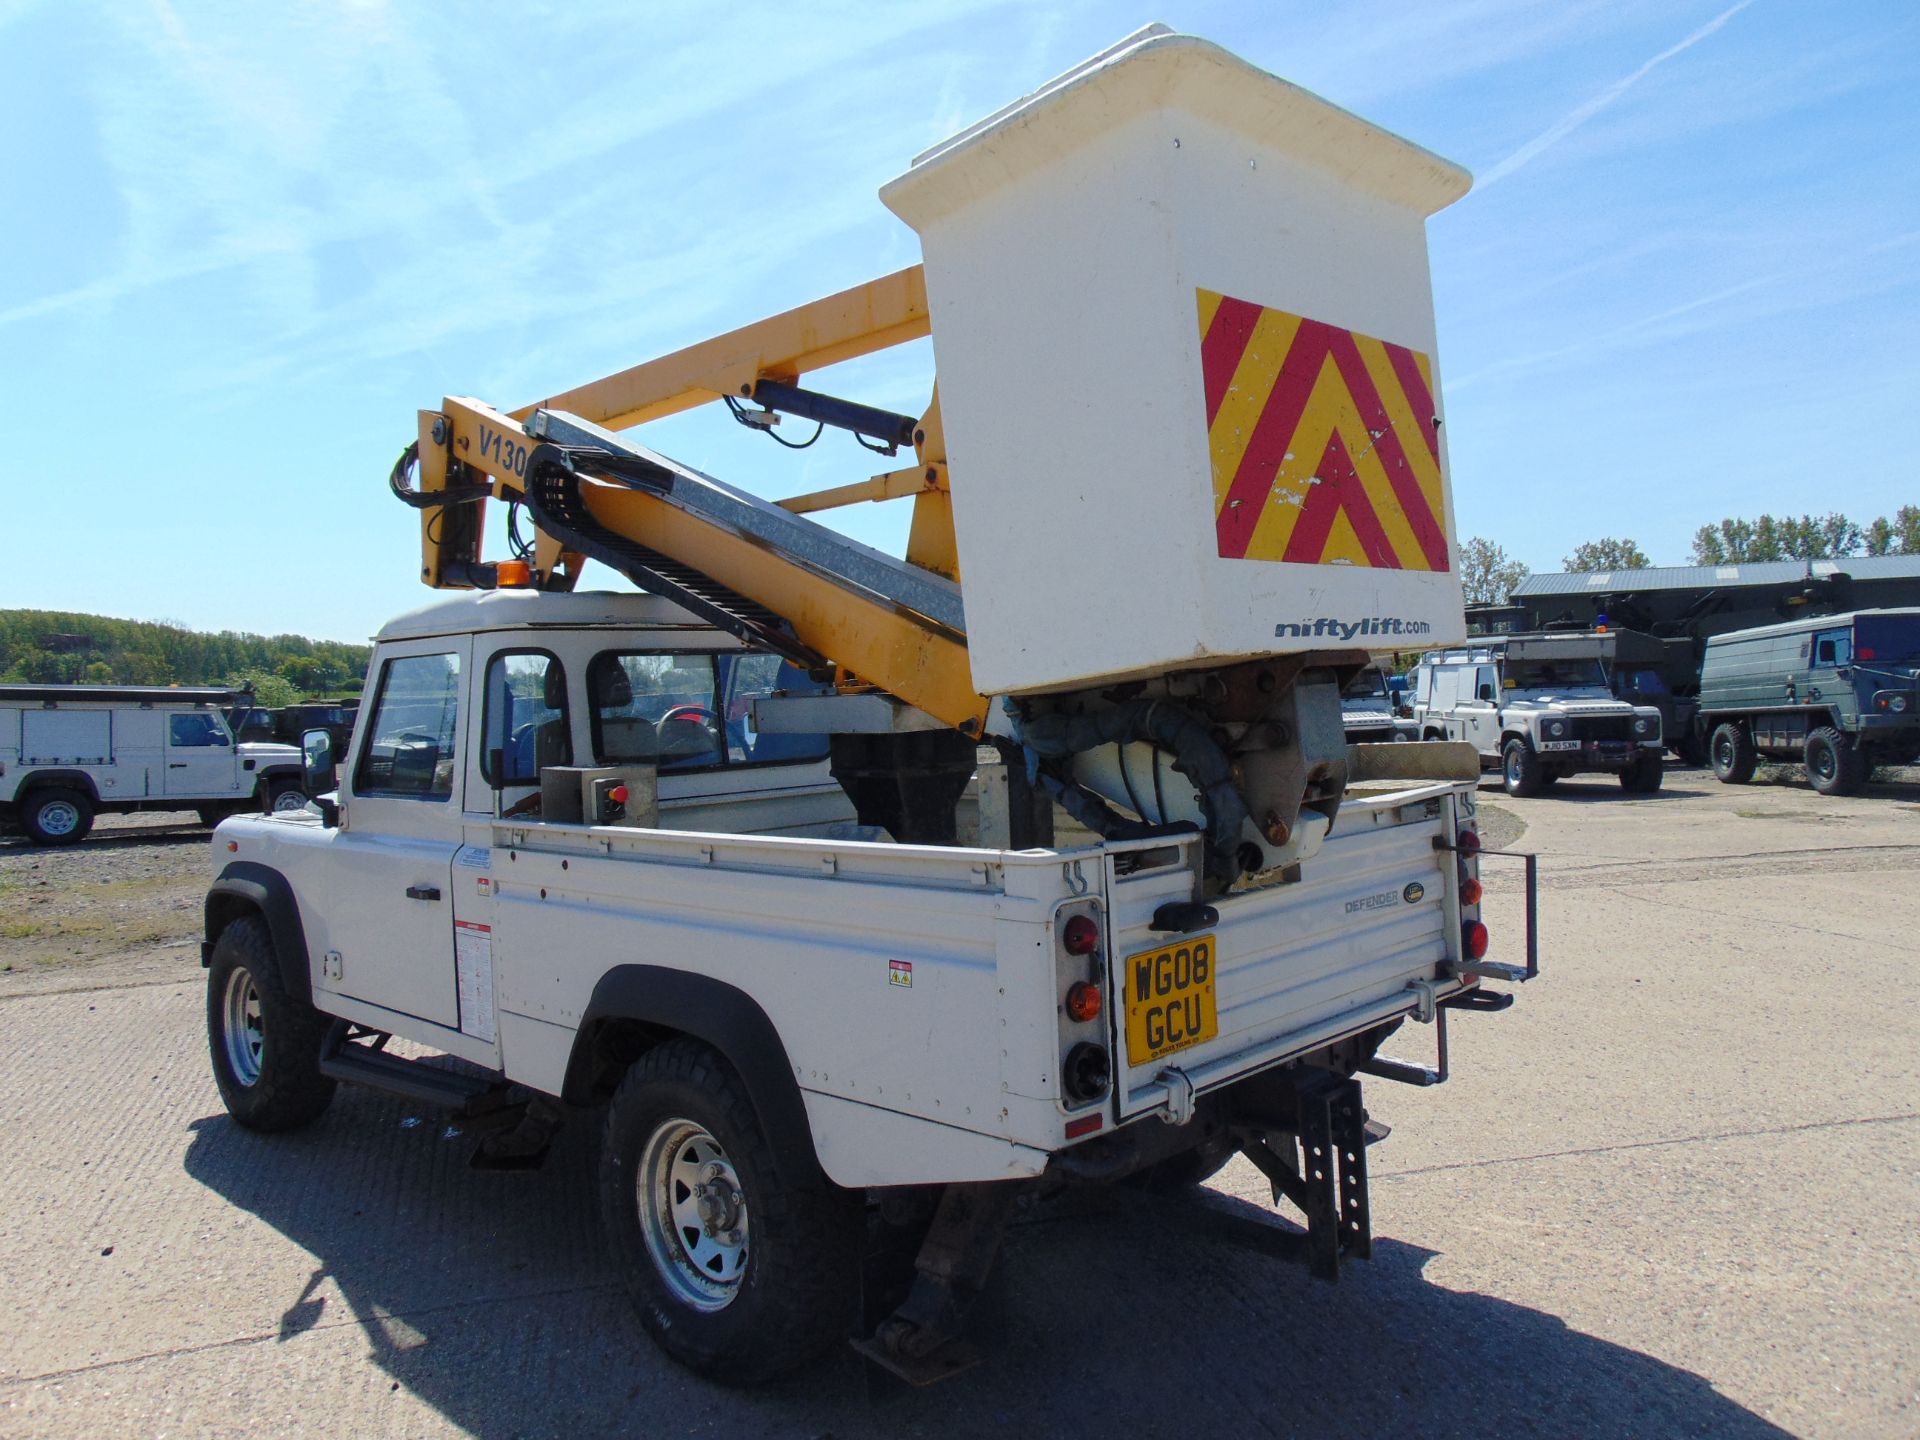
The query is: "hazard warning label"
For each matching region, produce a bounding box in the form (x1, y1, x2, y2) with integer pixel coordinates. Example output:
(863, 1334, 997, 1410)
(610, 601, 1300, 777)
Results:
(1197, 289, 1450, 572)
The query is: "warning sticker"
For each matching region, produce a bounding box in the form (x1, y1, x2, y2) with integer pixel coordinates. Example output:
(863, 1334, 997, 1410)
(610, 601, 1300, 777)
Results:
(455, 920, 496, 1044)
(1197, 289, 1449, 571)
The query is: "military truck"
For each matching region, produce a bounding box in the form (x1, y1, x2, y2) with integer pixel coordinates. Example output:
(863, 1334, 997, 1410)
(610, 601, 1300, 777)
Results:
(1409, 632, 1664, 796)
(1697, 607, 1920, 795)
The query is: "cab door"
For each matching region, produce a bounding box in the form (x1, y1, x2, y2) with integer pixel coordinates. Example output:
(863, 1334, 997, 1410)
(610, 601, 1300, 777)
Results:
(317, 641, 468, 1029)
(162, 710, 240, 797)
(1462, 664, 1503, 753)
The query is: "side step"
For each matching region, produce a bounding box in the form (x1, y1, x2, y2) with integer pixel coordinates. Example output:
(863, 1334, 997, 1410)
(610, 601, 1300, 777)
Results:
(319, 1022, 500, 1111)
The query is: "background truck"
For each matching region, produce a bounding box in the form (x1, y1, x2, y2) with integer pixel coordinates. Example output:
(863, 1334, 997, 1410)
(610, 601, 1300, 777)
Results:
(1, 684, 307, 844)
(1698, 607, 1920, 794)
(1409, 631, 1665, 796)
(200, 27, 1534, 1384)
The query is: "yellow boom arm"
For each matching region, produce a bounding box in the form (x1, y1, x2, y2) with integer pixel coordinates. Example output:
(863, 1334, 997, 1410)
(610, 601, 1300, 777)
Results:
(408, 267, 981, 731)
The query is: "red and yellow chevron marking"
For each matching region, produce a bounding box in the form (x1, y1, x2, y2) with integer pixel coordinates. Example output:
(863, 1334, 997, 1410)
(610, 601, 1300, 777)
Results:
(1197, 289, 1449, 571)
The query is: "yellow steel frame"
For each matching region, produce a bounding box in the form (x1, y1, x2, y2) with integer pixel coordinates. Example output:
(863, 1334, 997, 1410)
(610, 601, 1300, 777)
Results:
(412, 266, 983, 729)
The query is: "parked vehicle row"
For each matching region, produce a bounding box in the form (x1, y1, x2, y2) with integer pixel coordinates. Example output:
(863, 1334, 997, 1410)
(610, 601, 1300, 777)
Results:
(0, 685, 310, 844)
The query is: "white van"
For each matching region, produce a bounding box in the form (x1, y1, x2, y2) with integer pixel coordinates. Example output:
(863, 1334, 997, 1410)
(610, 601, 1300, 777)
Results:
(0, 685, 307, 844)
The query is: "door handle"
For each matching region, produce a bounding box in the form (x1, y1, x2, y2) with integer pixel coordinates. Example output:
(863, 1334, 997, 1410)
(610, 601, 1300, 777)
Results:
(405, 885, 442, 902)
(169, 762, 188, 768)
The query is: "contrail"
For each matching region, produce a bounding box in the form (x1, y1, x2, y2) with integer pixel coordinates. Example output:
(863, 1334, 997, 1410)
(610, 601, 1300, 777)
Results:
(1478, 0, 1756, 189)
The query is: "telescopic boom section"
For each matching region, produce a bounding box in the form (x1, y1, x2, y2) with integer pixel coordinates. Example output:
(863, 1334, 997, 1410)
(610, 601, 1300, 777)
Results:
(407, 267, 991, 735)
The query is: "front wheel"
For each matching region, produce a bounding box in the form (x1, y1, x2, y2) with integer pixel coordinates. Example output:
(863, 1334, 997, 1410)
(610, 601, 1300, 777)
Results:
(23, 787, 93, 846)
(206, 916, 336, 1131)
(266, 781, 311, 814)
(1502, 738, 1545, 797)
(1805, 726, 1866, 796)
(600, 1040, 859, 1384)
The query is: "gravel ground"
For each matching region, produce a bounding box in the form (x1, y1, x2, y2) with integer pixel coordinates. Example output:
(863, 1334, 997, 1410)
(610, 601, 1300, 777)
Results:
(0, 812, 211, 981)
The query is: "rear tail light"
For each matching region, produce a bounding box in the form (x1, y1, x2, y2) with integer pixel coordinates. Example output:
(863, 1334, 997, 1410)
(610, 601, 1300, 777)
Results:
(1062, 914, 1101, 956)
(1463, 920, 1489, 960)
(1065, 981, 1103, 1023)
(1460, 877, 1483, 906)
(1455, 827, 1481, 856)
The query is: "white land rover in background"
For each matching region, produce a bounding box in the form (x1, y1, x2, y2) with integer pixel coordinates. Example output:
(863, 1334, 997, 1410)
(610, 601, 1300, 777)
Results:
(0, 685, 308, 844)
(1340, 663, 1419, 745)
(1409, 633, 1665, 796)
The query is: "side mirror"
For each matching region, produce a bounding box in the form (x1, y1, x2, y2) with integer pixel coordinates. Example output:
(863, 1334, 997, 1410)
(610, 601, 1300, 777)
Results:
(1477, 683, 1495, 702)
(302, 728, 338, 797)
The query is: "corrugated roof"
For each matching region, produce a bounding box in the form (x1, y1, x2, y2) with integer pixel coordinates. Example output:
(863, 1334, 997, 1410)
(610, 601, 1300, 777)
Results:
(1514, 554, 1920, 597)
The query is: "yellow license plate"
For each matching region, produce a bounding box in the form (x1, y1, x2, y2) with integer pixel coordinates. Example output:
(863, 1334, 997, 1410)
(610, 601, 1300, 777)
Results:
(1123, 933, 1219, 1066)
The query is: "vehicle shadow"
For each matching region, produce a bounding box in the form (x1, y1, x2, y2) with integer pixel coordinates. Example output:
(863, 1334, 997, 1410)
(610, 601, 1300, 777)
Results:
(183, 1094, 1793, 1440)
(1478, 778, 1688, 804)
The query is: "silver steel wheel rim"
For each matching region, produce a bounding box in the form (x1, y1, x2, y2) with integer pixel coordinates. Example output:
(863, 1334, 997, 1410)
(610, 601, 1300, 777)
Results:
(271, 790, 309, 813)
(1505, 750, 1521, 786)
(637, 1119, 749, 1312)
(37, 800, 79, 836)
(222, 966, 265, 1087)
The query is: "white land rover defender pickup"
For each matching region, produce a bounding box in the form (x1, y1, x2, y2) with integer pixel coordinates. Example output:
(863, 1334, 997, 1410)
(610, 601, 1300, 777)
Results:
(199, 27, 1536, 1384)
(202, 591, 1528, 1381)
(0, 684, 307, 844)
(1410, 632, 1665, 796)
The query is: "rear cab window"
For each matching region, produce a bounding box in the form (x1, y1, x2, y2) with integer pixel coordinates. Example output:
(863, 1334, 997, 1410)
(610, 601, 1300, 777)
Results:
(588, 650, 831, 772)
(482, 650, 571, 786)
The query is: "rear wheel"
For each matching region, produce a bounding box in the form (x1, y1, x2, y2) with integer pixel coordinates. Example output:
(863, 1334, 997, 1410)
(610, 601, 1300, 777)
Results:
(206, 916, 336, 1131)
(599, 1039, 859, 1384)
(23, 787, 93, 846)
(1710, 723, 1756, 784)
(1805, 727, 1866, 796)
(1502, 738, 1545, 797)
(1620, 754, 1664, 793)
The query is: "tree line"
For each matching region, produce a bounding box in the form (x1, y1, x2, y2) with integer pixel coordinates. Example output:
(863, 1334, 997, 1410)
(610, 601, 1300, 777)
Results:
(1459, 504, 1919, 606)
(0, 609, 371, 703)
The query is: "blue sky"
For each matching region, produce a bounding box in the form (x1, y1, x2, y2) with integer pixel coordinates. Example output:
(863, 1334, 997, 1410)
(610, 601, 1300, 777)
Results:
(4, 1, 1916, 642)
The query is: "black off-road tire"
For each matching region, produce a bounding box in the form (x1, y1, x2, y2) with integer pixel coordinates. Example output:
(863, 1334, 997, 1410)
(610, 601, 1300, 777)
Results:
(22, 787, 93, 846)
(1620, 754, 1665, 793)
(1502, 738, 1545, 797)
(1805, 726, 1867, 796)
(599, 1039, 860, 1385)
(1710, 723, 1757, 785)
(206, 916, 336, 1131)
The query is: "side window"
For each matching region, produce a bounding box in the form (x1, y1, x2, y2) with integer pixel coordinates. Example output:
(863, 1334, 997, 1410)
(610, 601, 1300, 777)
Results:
(169, 712, 227, 747)
(717, 653, 832, 765)
(354, 653, 461, 800)
(589, 652, 722, 771)
(482, 651, 571, 786)
(1476, 665, 1499, 701)
(1811, 630, 1851, 668)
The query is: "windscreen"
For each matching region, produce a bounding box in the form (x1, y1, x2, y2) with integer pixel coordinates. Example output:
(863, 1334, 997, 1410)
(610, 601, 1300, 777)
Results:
(1854, 616, 1920, 668)
(1342, 668, 1391, 700)
(1505, 657, 1608, 690)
